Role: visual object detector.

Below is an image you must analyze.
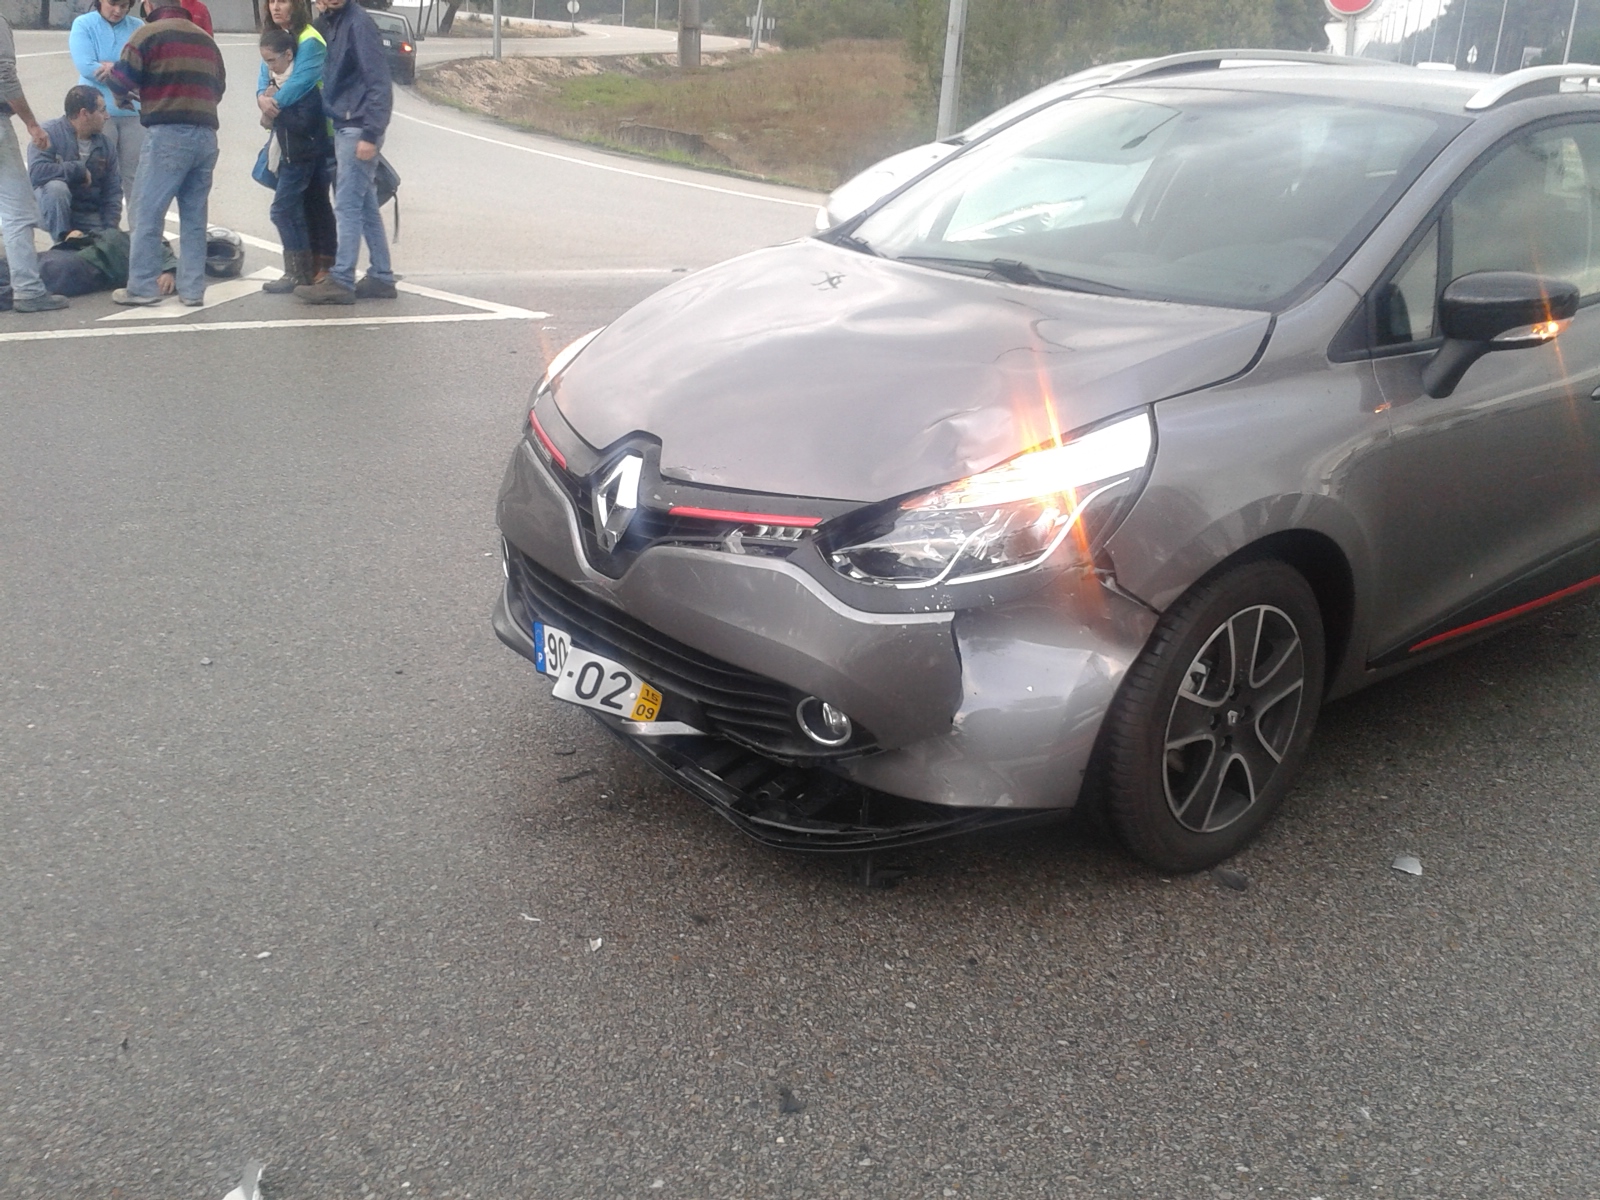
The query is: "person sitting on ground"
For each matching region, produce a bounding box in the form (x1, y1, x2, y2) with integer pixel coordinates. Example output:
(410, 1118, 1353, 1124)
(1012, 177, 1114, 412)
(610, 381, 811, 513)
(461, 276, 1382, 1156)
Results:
(256, 2, 335, 292)
(28, 85, 121, 241)
(0, 227, 174, 309)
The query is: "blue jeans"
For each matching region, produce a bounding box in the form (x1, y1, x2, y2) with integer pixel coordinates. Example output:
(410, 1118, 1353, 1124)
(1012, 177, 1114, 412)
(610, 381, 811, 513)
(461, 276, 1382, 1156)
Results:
(0, 120, 45, 301)
(127, 124, 216, 302)
(106, 113, 143, 217)
(270, 151, 333, 256)
(331, 127, 392, 290)
(35, 180, 73, 240)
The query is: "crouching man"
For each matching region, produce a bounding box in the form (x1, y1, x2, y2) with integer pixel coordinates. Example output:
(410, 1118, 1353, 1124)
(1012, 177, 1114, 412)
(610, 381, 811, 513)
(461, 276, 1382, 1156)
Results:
(28, 85, 122, 241)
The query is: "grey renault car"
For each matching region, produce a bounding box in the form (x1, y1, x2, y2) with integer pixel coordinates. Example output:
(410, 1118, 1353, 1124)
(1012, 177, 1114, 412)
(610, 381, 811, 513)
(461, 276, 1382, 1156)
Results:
(495, 51, 1600, 871)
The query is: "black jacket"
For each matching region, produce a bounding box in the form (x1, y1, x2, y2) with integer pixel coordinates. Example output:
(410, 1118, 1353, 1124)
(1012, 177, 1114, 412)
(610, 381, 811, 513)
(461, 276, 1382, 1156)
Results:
(317, 1, 390, 142)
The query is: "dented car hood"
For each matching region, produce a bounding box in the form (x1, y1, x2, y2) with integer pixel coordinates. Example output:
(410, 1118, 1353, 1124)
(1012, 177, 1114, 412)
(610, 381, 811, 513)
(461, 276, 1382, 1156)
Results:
(552, 239, 1272, 503)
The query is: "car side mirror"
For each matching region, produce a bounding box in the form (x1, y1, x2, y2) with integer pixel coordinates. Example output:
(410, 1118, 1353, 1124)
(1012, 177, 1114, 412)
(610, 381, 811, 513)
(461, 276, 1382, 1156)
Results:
(1421, 271, 1579, 398)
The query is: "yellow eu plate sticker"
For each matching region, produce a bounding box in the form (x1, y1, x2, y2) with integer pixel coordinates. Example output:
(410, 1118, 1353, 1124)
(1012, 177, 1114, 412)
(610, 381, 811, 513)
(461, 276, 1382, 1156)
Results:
(631, 683, 662, 723)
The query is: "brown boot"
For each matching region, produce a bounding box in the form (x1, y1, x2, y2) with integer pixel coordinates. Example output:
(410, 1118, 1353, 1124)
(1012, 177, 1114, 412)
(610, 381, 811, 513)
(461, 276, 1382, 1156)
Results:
(262, 250, 313, 294)
(311, 253, 335, 284)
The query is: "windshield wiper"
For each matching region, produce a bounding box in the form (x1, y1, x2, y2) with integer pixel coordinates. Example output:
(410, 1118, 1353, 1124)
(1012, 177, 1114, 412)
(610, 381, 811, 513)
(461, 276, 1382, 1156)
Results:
(895, 255, 1126, 295)
(829, 229, 880, 256)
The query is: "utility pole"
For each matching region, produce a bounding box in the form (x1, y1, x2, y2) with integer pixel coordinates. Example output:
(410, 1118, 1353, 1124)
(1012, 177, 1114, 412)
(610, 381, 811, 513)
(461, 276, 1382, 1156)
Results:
(492, 0, 502, 59)
(935, 0, 968, 140)
(1564, 0, 1581, 61)
(749, 0, 763, 49)
(678, 0, 700, 67)
(1452, 0, 1470, 66)
(1491, 0, 1509, 71)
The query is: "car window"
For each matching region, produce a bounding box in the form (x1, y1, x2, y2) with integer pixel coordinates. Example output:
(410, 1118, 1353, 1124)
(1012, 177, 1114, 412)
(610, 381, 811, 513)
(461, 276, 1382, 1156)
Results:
(1376, 223, 1439, 345)
(1451, 123, 1600, 297)
(1372, 121, 1600, 350)
(371, 12, 406, 34)
(852, 93, 1447, 311)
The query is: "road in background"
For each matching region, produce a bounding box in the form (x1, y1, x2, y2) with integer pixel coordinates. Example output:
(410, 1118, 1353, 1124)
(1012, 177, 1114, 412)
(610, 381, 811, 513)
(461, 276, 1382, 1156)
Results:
(407, 18, 748, 66)
(7, 28, 817, 290)
(3, 33, 1599, 1200)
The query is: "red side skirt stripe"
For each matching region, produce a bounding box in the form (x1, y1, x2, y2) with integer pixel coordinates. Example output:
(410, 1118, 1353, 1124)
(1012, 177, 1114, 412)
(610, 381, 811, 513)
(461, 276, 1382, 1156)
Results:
(1409, 571, 1600, 653)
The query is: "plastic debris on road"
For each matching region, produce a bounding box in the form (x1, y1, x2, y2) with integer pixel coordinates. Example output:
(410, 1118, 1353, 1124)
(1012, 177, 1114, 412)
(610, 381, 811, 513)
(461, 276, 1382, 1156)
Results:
(520, 913, 542, 922)
(777, 1084, 806, 1115)
(1391, 854, 1423, 876)
(254, 951, 272, 960)
(588, 937, 603, 953)
(222, 1160, 264, 1200)
(1211, 867, 1250, 891)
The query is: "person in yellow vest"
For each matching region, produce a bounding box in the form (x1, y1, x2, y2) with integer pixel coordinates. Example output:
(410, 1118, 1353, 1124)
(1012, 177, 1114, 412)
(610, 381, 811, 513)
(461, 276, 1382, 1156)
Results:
(256, 0, 334, 290)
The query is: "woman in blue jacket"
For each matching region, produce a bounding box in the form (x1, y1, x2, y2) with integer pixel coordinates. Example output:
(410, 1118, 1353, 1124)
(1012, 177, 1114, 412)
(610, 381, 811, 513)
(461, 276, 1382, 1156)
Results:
(257, 0, 336, 290)
(68, 0, 142, 216)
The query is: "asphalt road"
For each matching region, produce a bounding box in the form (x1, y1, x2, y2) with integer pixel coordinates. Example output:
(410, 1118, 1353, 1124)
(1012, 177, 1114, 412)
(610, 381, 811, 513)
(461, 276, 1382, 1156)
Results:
(406, 19, 750, 67)
(4, 34, 1600, 1200)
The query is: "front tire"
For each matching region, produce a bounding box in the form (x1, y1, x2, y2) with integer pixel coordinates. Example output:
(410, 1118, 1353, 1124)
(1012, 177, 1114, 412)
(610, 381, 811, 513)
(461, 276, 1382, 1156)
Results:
(1103, 559, 1326, 872)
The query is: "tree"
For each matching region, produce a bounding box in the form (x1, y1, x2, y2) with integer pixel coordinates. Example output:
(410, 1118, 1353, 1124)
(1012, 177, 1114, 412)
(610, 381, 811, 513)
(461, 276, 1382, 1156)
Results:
(904, 0, 1329, 129)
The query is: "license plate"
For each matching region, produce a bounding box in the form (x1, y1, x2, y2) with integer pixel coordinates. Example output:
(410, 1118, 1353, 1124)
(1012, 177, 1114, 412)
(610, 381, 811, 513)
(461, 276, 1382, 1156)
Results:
(534, 620, 661, 722)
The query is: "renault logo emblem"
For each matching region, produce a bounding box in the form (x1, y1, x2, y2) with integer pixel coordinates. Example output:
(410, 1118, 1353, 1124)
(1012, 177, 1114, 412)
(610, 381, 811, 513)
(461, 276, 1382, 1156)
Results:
(592, 453, 643, 553)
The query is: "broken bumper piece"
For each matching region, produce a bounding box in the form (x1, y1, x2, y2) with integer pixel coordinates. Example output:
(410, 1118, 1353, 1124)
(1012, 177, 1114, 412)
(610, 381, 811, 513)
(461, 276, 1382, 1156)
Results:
(591, 716, 1065, 853)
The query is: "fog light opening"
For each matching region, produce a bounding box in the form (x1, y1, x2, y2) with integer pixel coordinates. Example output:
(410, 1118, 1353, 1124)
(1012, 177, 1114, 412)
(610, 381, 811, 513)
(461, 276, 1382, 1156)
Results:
(796, 697, 853, 747)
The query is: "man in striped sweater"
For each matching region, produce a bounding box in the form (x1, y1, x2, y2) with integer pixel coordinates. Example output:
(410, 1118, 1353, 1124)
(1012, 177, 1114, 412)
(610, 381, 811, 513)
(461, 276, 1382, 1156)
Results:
(106, 3, 224, 306)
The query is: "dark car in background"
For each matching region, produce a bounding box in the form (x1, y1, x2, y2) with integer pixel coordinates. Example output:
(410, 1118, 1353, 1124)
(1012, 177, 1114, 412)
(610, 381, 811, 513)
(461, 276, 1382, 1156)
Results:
(496, 51, 1600, 871)
(369, 9, 418, 85)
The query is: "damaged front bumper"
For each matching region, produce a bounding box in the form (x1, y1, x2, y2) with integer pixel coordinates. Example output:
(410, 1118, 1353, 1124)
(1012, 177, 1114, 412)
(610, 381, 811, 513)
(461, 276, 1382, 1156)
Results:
(494, 437, 1158, 850)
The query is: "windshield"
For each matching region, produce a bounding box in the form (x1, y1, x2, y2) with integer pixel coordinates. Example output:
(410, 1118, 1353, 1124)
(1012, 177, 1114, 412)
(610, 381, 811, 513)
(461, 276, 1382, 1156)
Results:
(852, 92, 1447, 310)
(371, 12, 408, 33)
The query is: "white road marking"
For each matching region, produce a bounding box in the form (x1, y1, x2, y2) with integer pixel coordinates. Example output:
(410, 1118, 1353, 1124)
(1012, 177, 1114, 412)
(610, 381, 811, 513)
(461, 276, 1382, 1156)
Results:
(391, 111, 820, 210)
(98, 268, 281, 321)
(16, 50, 73, 57)
(158, 213, 537, 316)
(0, 310, 548, 345)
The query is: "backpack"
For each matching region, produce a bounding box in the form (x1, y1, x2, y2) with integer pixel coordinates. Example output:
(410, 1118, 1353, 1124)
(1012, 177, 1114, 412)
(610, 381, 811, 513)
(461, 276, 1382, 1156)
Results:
(374, 153, 401, 240)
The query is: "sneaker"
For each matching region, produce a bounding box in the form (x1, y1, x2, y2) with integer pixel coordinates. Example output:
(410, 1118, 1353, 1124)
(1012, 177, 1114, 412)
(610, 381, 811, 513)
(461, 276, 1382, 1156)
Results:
(261, 274, 299, 294)
(180, 295, 204, 307)
(354, 275, 398, 300)
(294, 278, 355, 306)
(13, 292, 69, 313)
(112, 289, 164, 307)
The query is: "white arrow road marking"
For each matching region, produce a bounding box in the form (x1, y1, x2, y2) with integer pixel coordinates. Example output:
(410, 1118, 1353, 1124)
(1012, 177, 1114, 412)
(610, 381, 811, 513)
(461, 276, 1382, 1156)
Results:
(99, 268, 282, 321)
(158, 213, 539, 316)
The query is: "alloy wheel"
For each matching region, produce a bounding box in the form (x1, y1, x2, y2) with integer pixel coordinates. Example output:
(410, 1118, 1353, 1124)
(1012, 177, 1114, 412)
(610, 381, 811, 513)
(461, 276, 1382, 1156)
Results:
(1161, 604, 1306, 834)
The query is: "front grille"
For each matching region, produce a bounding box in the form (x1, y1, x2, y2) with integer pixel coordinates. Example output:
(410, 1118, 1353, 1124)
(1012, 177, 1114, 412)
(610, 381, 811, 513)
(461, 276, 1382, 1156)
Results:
(505, 544, 875, 760)
(548, 463, 805, 579)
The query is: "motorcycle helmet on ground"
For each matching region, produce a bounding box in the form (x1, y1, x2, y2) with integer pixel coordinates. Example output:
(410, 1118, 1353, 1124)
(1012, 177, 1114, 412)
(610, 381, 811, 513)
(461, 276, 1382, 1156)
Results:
(205, 227, 245, 278)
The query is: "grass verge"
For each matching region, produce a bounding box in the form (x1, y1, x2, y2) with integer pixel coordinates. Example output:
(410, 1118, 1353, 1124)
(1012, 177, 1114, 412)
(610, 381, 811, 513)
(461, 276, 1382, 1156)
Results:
(416, 40, 928, 191)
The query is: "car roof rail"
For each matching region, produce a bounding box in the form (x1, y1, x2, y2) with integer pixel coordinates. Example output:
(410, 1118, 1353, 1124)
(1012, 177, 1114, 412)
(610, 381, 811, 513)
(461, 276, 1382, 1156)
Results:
(1103, 48, 1398, 85)
(1464, 63, 1600, 110)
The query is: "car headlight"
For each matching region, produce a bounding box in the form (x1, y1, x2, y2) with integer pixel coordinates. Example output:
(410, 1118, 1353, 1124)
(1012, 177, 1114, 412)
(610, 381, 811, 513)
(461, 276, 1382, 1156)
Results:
(822, 410, 1154, 588)
(537, 327, 605, 396)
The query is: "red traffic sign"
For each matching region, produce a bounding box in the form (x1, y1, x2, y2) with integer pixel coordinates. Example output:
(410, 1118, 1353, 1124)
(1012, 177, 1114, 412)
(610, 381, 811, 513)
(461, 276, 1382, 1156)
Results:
(1324, 0, 1376, 14)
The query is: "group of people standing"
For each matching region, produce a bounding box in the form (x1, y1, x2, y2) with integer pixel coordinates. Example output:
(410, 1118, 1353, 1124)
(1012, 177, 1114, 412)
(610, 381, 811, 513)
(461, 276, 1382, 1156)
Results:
(0, 0, 395, 313)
